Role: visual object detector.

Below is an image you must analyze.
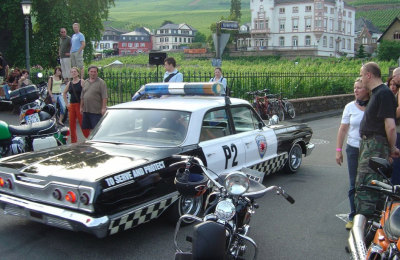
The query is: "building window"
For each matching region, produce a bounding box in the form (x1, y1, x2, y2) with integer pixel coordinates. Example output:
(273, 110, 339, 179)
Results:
(348, 23, 352, 35)
(305, 36, 311, 46)
(343, 10, 346, 16)
(279, 37, 285, 47)
(324, 18, 328, 30)
(363, 37, 368, 44)
(323, 36, 327, 47)
(348, 12, 352, 18)
(135, 43, 139, 47)
(305, 6, 312, 12)
(165, 37, 168, 42)
(347, 39, 351, 50)
(324, 6, 328, 13)
(141, 43, 145, 47)
(329, 37, 333, 48)
(279, 8, 285, 14)
(122, 43, 127, 47)
(128, 43, 133, 47)
(315, 19, 322, 28)
(330, 8, 334, 14)
(329, 19, 334, 31)
(305, 18, 311, 30)
(292, 36, 298, 47)
(292, 6, 298, 13)
(279, 20, 285, 31)
(342, 38, 345, 49)
(292, 19, 298, 30)
(394, 32, 400, 40)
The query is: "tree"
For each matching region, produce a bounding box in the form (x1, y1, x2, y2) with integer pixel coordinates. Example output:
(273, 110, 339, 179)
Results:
(230, 0, 241, 21)
(0, 0, 115, 69)
(193, 32, 206, 43)
(161, 20, 174, 26)
(356, 44, 366, 59)
(377, 40, 400, 61)
(0, 0, 28, 68)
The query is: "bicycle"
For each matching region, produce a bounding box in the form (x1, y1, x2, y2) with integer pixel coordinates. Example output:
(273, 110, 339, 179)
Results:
(246, 89, 275, 120)
(264, 93, 296, 122)
(276, 92, 296, 119)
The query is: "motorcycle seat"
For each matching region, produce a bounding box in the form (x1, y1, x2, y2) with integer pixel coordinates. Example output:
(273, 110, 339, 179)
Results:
(8, 119, 57, 136)
(384, 205, 400, 241)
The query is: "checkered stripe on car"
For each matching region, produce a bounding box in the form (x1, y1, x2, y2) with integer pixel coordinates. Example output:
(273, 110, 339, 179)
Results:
(250, 153, 288, 175)
(108, 193, 179, 235)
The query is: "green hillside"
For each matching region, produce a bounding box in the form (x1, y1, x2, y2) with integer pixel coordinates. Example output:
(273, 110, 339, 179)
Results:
(107, 0, 250, 35)
(107, 0, 400, 35)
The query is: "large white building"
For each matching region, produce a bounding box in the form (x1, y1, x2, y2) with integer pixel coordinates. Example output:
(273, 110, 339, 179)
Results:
(237, 0, 356, 57)
(153, 23, 196, 51)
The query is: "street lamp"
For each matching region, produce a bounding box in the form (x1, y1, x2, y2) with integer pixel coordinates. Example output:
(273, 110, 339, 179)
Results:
(21, 0, 32, 73)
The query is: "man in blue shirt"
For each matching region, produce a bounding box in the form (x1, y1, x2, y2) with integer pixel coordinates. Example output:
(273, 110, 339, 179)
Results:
(163, 57, 183, 82)
(70, 23, 85, 79)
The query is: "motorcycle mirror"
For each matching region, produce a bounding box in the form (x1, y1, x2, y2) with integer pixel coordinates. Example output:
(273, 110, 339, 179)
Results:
(368, 157, 392, 180)
(37, 72, 43, 78)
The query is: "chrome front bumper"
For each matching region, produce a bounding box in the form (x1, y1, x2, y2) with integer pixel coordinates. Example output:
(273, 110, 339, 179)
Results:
(305, 143, 315, 157)
(0, 193, 110, 238)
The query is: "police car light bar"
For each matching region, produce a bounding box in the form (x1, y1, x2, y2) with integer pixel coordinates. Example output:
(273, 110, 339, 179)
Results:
(132, 82, 223, 101)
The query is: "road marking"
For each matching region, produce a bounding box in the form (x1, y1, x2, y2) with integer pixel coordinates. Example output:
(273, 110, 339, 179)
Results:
(336, 213, 350, 223)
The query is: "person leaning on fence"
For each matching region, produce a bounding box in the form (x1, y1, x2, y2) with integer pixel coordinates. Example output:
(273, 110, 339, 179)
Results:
(163, 57, 183, 82)
(209, 67, 227, 95)
(62, 67, 89, 143)
(354, 62, 400, 218)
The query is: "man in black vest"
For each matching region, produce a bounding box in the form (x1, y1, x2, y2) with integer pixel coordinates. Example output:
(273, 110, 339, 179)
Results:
(355, 62, 400, 217)
(163, 57, 183, 82)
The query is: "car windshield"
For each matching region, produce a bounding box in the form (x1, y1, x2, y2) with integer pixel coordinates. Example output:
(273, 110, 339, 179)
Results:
(90, 109, 191, 146)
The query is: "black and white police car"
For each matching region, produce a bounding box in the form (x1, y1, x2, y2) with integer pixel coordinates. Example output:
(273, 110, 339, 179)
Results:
(0, 82, 314, 238)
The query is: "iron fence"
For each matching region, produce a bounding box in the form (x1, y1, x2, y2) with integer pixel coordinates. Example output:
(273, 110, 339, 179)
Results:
(32, 70, 363, 106)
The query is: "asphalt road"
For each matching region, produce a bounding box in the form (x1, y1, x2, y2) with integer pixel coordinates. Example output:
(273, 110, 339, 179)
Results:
(0, 112, 350, 260)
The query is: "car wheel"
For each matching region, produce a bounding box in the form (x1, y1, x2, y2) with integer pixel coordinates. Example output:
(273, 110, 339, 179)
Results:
(165, 194, 203, 225)
(284, 143, 303, 174)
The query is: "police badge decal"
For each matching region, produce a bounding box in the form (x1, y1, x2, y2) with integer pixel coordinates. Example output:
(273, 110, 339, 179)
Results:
(255, 135, 267, 158)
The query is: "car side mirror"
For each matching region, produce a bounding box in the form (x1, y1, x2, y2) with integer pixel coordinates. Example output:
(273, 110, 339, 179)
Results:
(258, 122, 263, 130)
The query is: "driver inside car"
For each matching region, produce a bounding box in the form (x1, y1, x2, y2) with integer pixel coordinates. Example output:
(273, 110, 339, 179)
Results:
(156, 111, 188, 136)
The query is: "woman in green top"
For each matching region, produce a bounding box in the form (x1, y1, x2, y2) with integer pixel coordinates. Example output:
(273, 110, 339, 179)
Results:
(47, 66, 66, 125)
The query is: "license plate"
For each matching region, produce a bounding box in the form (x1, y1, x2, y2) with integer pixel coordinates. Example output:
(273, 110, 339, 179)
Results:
(25, 113, 40, 124)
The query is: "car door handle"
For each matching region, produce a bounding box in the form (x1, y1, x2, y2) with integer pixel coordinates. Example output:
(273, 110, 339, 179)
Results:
(245, 141, 252, 146)
(206, 153, 215, 157)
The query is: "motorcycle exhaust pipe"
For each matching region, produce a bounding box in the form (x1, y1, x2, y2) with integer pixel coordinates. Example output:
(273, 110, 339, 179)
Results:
(348, 214, 367, 260)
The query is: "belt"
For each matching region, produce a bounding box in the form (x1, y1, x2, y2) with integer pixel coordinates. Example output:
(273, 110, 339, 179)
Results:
(361, 134, 387, 141)
(52, 93, 61, 95)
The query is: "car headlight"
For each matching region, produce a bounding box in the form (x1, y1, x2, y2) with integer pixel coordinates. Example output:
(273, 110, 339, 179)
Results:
(224, 171, 250, 196)
(215, 199, 236, 221)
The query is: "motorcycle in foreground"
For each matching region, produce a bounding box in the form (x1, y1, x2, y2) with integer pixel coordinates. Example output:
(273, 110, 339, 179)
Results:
(0, 118, 69, 158)
(172, 155, 295, 260)
(348, 157, 400, 259)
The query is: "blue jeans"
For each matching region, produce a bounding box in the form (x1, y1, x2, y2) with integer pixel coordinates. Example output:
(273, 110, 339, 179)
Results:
(391, 133, 400, 185)
(53, 94, 66, 115)
(2, 84, 10, 99)
(346, 144, 359, 221)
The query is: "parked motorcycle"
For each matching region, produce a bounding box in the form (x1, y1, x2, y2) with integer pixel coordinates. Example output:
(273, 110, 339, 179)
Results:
(0, 118, 69, 158)
(172, 155, 295, 260)
(348, 157, 400, 260)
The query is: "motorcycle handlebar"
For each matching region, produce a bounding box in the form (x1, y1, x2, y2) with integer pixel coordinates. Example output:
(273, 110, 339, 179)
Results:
(370, 180, 392, 190)
(172, 155, 223, 190)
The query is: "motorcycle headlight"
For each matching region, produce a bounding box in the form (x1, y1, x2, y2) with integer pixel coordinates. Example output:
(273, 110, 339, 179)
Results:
(215, 199, 236, 221)
(224, 171, 250, 196)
